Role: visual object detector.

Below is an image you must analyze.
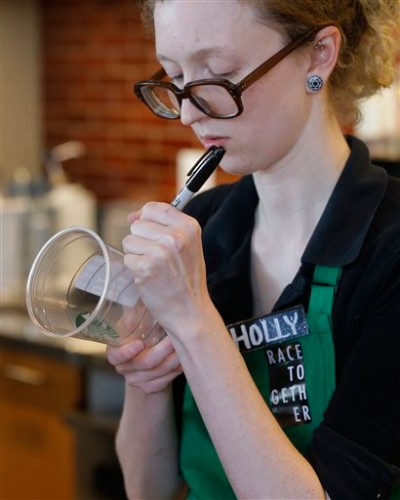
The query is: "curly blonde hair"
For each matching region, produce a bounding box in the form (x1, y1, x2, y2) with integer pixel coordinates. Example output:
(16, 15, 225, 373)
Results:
(139, 0, 399, 126)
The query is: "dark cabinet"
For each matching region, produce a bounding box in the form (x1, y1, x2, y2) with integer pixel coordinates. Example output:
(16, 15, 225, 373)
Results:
(0, 346, 83, 499)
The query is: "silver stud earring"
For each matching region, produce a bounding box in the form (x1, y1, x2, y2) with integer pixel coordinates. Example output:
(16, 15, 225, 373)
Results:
(314, 40, 324, 51)
(307, 74, 324, 92)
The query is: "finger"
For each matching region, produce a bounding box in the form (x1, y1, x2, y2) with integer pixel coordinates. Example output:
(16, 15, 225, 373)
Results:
(106, 339, 146, 366)
(128, 219, 170, 242)
(125, 366, 183, 394)
(115, 351, 180, 381)
(131, 348, 181, 377)
(114, 336, 176, 373)
(123, 241, 180, 281)
(127, 210, 141, 225)
(123, 207, 200, 256)
(140, 202, 178, 225)
(122, 223, 175, 259)
(140, 203, 201, 238)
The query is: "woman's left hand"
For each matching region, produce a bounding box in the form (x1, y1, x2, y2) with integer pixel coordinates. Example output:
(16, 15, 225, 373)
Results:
(122, 202, 212, 335)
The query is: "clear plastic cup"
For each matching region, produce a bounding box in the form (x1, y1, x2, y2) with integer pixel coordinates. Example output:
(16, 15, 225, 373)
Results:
(26, 226, 166, 346)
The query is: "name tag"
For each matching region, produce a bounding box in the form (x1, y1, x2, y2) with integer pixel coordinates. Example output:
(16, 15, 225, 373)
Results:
(267, 342, 312, 427)
(228, 306, 312, 428)
(228, 305, 309, 354)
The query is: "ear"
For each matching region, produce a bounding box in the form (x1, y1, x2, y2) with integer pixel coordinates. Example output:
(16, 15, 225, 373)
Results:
(306, 25, 341, 92)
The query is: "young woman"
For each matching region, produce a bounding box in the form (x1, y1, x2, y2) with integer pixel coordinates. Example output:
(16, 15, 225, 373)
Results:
(106, 1, 400, 498)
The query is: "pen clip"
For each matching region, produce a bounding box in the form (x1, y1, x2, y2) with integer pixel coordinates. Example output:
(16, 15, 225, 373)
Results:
(186, 146, 218, 182)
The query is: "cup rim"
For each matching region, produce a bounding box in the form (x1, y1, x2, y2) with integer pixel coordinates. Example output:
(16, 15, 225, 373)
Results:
(25, 225, 111, 338)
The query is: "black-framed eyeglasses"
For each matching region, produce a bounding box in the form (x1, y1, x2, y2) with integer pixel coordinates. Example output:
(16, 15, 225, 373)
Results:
(134, 28, 318, 120)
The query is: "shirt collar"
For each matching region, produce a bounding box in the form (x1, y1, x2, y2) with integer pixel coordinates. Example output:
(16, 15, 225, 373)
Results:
(204, 136, 388, 288)
(302, 136, 387, 265)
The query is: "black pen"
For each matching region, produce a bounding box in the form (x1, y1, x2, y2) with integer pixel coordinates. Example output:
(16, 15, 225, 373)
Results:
(171, 145, 226, 210)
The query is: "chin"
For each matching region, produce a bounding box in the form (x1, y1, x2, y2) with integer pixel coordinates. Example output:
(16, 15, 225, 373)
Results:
(219, 154, 257, 177)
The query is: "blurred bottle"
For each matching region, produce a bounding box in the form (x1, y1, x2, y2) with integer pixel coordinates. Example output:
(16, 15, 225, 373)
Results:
(44, 141, 97, 232)
(1, 167, 52, 304)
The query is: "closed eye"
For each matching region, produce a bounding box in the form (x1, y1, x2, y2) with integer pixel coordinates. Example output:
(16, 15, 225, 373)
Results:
(208, 68, 238, 81)
(170, 74, 184, 86)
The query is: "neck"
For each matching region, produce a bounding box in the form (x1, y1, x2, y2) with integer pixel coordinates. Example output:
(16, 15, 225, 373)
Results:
(252, 119, 350, 242)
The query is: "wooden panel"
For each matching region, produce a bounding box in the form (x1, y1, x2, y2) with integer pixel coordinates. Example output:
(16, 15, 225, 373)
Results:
(0, 401, 76, 499)
(0, 347, 83, 412)
(0, 346, 84, 499)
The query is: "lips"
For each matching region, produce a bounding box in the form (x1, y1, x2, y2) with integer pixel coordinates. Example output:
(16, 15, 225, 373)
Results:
(200, 136, 228, 149)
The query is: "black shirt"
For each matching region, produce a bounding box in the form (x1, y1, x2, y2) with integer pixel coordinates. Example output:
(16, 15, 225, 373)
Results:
(182, 136, 400, 499)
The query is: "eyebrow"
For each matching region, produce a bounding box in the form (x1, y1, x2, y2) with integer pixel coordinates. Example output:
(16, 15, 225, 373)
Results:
(157, 45, 232, 64)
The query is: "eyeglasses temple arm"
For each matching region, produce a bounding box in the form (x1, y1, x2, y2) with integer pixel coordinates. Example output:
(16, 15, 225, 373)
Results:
(150, 68, 167, 81)
(237, 29, 318, 93)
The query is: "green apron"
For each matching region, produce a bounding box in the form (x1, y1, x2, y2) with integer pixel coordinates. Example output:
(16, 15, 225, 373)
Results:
(180, 265, 399, 499)
(180, 265, 340, 499)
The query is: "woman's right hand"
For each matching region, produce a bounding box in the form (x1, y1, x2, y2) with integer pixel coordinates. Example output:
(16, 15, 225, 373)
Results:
(106, 336, 183, 394)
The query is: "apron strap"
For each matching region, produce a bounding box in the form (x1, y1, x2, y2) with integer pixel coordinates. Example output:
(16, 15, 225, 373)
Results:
(308, 265, 342, 318)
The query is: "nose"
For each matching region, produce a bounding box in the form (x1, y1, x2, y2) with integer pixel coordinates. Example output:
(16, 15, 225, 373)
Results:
(179, 98, 207, 126)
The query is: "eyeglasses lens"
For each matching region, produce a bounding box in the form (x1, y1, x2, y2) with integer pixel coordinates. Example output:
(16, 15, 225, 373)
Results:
(190, 85, 238, 118)
(142, 84, 238, 119)
(141, 85, 180, 119)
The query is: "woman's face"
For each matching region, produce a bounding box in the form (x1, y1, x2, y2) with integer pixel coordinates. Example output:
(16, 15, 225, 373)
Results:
(154, 0, 313, 175)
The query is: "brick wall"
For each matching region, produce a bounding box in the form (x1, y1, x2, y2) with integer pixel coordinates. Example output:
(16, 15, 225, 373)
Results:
(41, 0, 234, 204)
